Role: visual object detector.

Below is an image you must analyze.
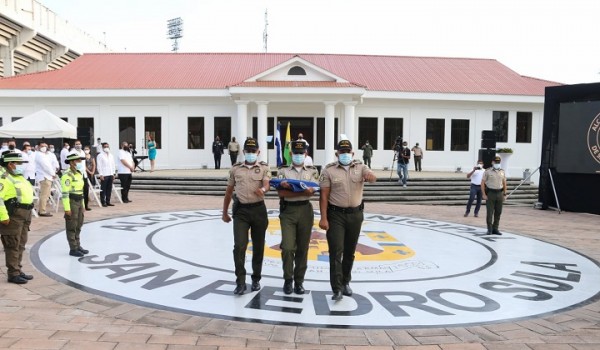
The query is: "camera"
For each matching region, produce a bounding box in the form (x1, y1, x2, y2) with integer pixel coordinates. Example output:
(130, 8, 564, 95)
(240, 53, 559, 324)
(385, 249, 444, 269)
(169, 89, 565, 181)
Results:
(393, 136, 403, 153)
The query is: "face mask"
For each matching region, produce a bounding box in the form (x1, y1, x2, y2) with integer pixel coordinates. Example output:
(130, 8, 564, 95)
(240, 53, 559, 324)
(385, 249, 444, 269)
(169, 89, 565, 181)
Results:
(75, 145, 82, 150)
(26, 150, 32, 155)
(477, 163, 483, 169)
(103, 147, 110, 153)
(40, 146, 47, 153)
(8, 145, 15, 150)
(84, 149, 90, 154)
(123, 146, 129, 151)
(13, 164, 24, 175)
(292, 154, 305, 165)
(49, 148, 55, 153)
(338, 153, 353, 165)
(1, 145, 7, 150)
(493, 163, 501, 170)
(76, 162, 85, 172)
(244, 152, 257, 163)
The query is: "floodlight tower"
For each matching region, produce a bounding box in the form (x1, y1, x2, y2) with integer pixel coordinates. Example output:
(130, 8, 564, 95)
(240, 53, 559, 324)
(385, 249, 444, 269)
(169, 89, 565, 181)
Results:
(167, 17, 183, 53)
(263, 9, 268, 53)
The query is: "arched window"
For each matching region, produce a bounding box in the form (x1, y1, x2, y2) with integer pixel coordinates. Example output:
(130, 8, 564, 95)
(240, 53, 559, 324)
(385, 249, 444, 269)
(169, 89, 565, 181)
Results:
(288, 66, 306, 75)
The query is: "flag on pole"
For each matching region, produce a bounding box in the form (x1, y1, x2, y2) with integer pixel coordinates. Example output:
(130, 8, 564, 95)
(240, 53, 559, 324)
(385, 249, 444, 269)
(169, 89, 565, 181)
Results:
(283, 122, 292, 166)
(275, 122, 283, 167)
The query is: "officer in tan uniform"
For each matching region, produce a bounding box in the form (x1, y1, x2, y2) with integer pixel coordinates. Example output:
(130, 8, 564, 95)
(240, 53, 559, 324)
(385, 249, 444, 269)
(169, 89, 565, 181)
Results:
(319, 139, 377, 301)
(481, 156, 507, 235)
(61, 152, 89, 257)
(277, 140, 319, 295)
(222, 138, 271, 295)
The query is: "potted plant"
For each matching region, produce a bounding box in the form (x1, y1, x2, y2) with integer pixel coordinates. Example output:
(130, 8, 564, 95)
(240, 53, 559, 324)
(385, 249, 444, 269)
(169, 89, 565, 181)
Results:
(496, 148, 513, 176)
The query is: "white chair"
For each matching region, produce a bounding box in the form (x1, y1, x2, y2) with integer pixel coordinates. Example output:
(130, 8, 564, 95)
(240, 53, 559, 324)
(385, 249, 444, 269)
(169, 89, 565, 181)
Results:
(31, 185, 40, 218)
(49, 178, 62, 213)
(87, 177, 102, 207)
(94, 174, 123, 204)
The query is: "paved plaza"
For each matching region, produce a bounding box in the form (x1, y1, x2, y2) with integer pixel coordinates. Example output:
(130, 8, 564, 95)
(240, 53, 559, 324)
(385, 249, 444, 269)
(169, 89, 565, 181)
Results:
(1, 171, 600, 349)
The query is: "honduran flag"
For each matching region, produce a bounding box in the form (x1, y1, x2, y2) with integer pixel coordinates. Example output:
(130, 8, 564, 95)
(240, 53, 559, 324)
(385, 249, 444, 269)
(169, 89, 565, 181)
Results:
(275, 122, 283, 167)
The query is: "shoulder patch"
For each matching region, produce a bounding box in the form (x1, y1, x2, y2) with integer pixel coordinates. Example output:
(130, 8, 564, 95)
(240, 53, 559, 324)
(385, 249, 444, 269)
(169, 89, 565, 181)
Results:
(259, 161, 269, 166)
(65, 179, 71, 186)
(353, 159, 363, 164)
(325, 161, 338, 168)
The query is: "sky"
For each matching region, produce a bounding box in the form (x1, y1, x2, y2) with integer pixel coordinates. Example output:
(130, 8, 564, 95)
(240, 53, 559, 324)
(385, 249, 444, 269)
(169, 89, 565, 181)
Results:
(40, 0, 600, 85)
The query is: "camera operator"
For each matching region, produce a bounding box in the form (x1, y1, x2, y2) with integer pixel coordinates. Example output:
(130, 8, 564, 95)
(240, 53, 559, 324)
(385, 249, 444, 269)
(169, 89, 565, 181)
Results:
(396, 140, 410, 187)
(464, 160, 485, 217)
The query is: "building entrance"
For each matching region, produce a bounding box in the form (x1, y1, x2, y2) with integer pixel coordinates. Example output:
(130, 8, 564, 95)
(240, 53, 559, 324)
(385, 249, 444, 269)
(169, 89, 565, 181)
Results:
(278, 117, 314, 158)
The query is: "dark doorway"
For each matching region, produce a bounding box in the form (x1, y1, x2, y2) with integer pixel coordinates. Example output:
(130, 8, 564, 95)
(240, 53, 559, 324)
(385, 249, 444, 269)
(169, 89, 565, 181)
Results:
(277, 117, 314, 157)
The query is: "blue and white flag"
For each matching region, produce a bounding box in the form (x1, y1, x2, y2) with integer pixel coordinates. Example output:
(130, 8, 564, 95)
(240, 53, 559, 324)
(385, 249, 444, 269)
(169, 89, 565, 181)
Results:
(269, 178, 320, 193)
(275, 121, 283, 167)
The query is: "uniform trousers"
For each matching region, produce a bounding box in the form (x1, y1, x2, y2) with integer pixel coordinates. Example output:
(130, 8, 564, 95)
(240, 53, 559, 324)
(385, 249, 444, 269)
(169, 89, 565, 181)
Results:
(0, 208, 31, 278)
(414, 156, 422, 171)
(279, 202, 313, 284)
(326, 208, 364, 293)
(485, 189, 504, 230)
(214, 154, 222, 169)
(232, 203, 268, 285)
(64, 198, 84, 250)
(229, 152, 238, 165)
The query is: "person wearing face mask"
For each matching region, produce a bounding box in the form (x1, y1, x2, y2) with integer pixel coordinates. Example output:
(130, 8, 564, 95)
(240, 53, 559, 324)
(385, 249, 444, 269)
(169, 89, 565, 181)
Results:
(464, 160, 485, 217)
(0, 151, 35, 284)
(34, 142, 56, 217)
(7, 139, 18, 153)
(118, 142, 135, 203)
(222, 138, 271, 295)
(61, 152, 89, 257)
(0, 142, 8, 152)
(48, 144, 59, 174)
(319, 139, 377, 301)
(360, 140, 373, 168)
(275, 141, 319, 295)
(60, 142, 71, 171)
(481, 156, 507, 235)
(212, 136, 224, 170)
(96, 143, 116, 207)
(72, 140, 91, 211)
(397, 141, 411, 187)
(411, 142, 423, 172)
(20, 142, 36, 186)
(83, 146, 96, 192)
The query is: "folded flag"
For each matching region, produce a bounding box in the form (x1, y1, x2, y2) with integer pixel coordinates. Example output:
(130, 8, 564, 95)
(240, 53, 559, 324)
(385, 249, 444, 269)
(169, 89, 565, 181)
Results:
(269, 178, 320, 193)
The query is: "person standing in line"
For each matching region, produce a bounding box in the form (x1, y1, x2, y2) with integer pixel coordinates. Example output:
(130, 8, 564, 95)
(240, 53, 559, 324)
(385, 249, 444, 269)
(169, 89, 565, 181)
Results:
(227, 137, 240, 166)
(84, 145, 96, 208)
(35, 142, 55, 217)
(96, 143, 116, 207)
(118, 142, 135, 203)
(21, 142, 36, 186)
(481, 156, 507, 235)
(411, 142, 423, 172)
(61, 152, 89, 257)
(360, 140, 374, 168)
(464, 160, 485, 217)
(397, 141, 410, 187)
(94, 137, 103, 155)
(72, 140, 91, 211)
(48, 144, 59, 175)
(0, 151, 35, 284)
(276, 141, 319, 295)
(212, 136, 224, 169)
(221, 138, 270, 295)
(59, 142, 70, 172)
(147, 134, 157, 172)
(319, 139, 377, 301)
(297, 133, 310, 147)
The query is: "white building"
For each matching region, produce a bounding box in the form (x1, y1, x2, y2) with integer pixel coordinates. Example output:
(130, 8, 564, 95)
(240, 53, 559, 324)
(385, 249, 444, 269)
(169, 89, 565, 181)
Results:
(0, 53, 559, 177)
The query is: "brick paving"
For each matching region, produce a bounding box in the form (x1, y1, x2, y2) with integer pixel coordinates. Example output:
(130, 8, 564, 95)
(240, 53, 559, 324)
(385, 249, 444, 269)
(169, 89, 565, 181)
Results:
(1, 173, 599, 349)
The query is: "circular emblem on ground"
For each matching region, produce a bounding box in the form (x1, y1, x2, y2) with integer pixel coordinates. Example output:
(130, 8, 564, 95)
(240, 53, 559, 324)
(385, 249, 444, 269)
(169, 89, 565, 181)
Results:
(32, 210, 600, 328)
(588, 111, 600, 165)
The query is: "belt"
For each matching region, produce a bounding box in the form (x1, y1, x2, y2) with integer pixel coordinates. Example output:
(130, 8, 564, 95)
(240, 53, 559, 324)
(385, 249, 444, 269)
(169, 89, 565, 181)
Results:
(69, 194, 83, 201)
(471, 184, 481, 186)
(328, 203, 363, 214)
(284, 200, 310, 206)
(237, 201, 265, 208)
(15, 203, 34, 210)
(486, 188, 503, 192)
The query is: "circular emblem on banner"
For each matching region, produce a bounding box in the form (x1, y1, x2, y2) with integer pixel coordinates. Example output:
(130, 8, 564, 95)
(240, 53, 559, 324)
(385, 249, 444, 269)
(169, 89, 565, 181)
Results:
(32, 210, 600, 328)
(587, 111, 600, 165)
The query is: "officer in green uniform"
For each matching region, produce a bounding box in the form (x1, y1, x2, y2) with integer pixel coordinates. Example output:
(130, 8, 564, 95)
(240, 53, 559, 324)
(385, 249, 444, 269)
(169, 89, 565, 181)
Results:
(0, 151, 35, 284)
(61, 151, 89, 257)
(319, 140, 377, 301)
(481, 155, 507, 235)
(222, 138, 271, 295)
(276, 140, 319, 295)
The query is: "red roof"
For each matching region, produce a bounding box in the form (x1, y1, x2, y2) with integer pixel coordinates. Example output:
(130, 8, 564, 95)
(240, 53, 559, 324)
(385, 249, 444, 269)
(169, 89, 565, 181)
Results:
(0, 53, 560, 95)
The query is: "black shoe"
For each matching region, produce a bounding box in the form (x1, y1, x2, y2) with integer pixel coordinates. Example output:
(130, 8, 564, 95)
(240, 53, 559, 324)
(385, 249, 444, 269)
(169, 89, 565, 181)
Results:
(39, 212, 53, 217)
(474, 213, 479, 217)
(107, 203, 115, 206)
(331, 291, 343, 301)
(233, 283, 246, 295)
(19, 272, 33, 280)
(486, 227, 493, 235)
(78, 247, 89, 254)
(294, 284, 305, 295)
(69, 249, 84, 257)
(464, 212, 469, 217)
(283, 280, 293, 295)
(102, 204, 108, 207)
(492, 229, 502, 235)
(8, 275, 28, 284)
(251, 281, 261, 292)
(342, 284, 353, 296)
(85, 207, 92, 211)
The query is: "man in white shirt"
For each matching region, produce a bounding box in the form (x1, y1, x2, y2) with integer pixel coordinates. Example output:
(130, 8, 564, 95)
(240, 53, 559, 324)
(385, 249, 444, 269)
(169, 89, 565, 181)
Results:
(96, 142, 116, 207)
(72, 140, 91, 211)
(117, 142, 135, 203)
(35, 142, 56, 217)
(464, 160, 485, 217)
(48, 144, 59, 174)
(60, 142, 70, 171)
(94, 138, 103, 155)
(21, 142, 35, 185)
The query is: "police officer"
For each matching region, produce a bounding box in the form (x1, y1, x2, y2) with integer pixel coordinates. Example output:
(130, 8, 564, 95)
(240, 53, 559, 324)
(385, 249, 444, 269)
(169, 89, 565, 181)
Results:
(62, 151, 89, 257)
(0, 151, 35, 284)
(319, 140, 377, 301)
(222, 138, 271, 295)
(481, 156, 507, 235)
(277, 141, 319, 295)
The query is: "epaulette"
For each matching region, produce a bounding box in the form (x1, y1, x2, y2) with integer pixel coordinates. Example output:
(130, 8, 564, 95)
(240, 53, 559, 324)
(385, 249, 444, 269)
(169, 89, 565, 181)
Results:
(259, 161, 269, 166)
(305, 165, 316, 169)
(353, 159, 363, 164)
(232, 162, 243, 167)
(325, 161, 338, 168)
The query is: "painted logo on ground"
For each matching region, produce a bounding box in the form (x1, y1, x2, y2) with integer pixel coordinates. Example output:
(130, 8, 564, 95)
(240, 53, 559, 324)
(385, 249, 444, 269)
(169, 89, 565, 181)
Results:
(587, 111, 600, 167)
(32, 210, 600, 328)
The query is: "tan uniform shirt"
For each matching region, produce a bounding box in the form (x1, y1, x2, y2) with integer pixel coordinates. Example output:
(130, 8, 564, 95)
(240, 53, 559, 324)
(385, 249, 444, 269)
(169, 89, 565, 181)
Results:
(227, 162, 271, 204)
(482, 168, 506, 190)
(412, 146, 423, 157)
(277, 165, 319, 202)
(320, 160, 373, 208)
(228, 141, 240, 153)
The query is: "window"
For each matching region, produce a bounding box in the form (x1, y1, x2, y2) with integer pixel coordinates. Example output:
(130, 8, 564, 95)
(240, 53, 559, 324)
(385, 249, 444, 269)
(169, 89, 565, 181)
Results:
(316, 118, 338, 149)
(77, 117, 94, 146)
(450, 119, 469, 151)
(11, 117, 22, 122)
(145, 117, 161, 149)
(426, 118, 445, 151)
(516, 112, 532, 143)
(188, 117, 204, 149)
(119, 117, 135, 146)
(493, 111, 509, 143)
(358, 117, 378, 149)
(214, 116, 231, 145)
(383, 118, 403, 150)
(251, 117, 274, 148)
(288, 66, 306, 75)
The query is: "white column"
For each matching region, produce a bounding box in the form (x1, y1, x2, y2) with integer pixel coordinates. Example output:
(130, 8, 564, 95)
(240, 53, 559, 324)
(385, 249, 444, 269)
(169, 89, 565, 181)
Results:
(256, 101, 269, 162)
(324, 101, 337, 164)
(344, 101, 358, 147)
(235, 100, 249, 145)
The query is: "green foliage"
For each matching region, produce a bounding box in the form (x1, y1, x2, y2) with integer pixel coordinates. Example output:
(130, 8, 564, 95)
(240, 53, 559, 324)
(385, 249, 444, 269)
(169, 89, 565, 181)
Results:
(497, 147, 513, 153)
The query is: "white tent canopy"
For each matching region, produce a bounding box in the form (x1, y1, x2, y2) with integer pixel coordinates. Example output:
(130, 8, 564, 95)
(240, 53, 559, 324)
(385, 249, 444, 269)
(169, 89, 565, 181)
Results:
(0, 109, 76, 139)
